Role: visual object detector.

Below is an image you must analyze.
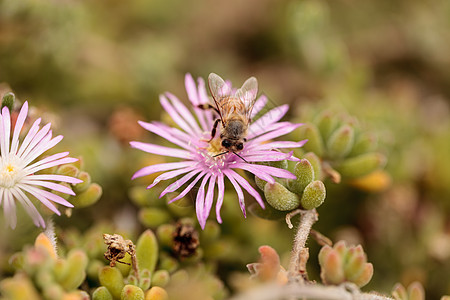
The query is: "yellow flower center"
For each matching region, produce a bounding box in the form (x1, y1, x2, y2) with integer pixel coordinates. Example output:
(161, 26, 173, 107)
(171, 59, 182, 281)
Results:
(0, 156, 24, 189)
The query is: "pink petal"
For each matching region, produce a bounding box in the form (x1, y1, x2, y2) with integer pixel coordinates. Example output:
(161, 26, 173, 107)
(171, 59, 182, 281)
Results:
(202, 174, 216, 228)
(0, 107, 11, 157)
(166, 92, 201, 134)
(3, 191, 17, 229)
(20, 122, 52, 159)
(232, 163, 296, 179)
(215, 173, 225, 224)
(241, 150, 297, 162)
(195, 174, 211, 229)
(130, 141, 191, 159)
(250, 123, 303, 144)
(247, 140, 307, 151)
(197, 77, 214, 127)
(26, 174, 83, 184)
(23, 135, 64, 166)
(229, 163, 275, 184)
(18, 184, 65, 213)
(168, 171, 205, 203)
(21, 180, 75, 195)
(186, 74, 209, 131)
(138, 121, 194, 150)
(160, 95, 194, 135)
(248, 105, 289, 138)
(10, 101, 28, 154)
(250, 95, 268, 119)
(224, 170, 246, 217)
(25, 157, 78, 175)
(132, 161, 195, 180)
(226, 169, 264, 208)
(10, 188, 45, 228)
(16, 118, 42, 157)
(147, 166, 197, 190)
(160, 169, 202, 197)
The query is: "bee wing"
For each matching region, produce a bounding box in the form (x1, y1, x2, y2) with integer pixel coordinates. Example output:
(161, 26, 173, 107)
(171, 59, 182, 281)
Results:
(235, 76, 258, 122)
(208, 73, 233, 121)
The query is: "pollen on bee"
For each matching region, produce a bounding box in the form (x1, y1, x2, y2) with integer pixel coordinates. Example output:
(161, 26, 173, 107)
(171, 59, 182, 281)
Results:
(206, 137, 224, 156)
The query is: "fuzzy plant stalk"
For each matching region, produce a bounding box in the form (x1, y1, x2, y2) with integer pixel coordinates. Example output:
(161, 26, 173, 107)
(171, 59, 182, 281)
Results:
(287, 209, 318, 283)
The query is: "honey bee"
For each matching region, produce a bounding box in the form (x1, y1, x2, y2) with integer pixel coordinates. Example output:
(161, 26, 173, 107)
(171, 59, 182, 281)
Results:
(199, 73, 258, 158)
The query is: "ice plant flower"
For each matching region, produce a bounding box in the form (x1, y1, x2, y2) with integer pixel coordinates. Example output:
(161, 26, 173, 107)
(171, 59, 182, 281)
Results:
(131, 74, 306, 229)
(0, 102, 82, 229)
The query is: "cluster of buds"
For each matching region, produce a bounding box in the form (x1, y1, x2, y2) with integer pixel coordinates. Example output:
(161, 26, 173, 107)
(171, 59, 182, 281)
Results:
(251, 156, 326, 219)
(2, 233, 89, 299)
(318, 241, 373, 287)
(295, 110, 387, 187)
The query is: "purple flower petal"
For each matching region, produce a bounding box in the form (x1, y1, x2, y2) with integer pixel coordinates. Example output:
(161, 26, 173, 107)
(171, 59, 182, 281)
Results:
(26, 174, 83, 184)
(168, 171, 205, 203)
(232, 162, 297, 180)
(241, 150, 297, 162)
(166, 92, 201, 134)
(160, 169, 201, 197)
(226, 169, 265, 208)
(160, 95, 194, 135)
(138, 121, 194, 150)
(250, 123, 303, 144)
(202, 174, 216, 227)
(130, 141, 192, 159)
(215, 173, 225, 224)
(247, 140, 307, 151)
(21, 180, 75, 195)
(248, 105, 289, 138)
(10, 102, 28, 154)
(147, 166, 197, 190)
(224, 170, 246, 217)
(196, 174, 211, 229)
(132, 161, 195, 180)
(250, 95, 268, 120)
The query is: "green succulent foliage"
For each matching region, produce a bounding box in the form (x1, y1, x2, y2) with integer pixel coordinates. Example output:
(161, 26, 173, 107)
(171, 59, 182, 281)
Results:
(294, 110, 387, 181)
(318, 241, 373, 288)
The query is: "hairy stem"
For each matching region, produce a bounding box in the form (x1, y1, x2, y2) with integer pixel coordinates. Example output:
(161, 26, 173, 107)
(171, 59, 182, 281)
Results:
(287, 208, 318, 283)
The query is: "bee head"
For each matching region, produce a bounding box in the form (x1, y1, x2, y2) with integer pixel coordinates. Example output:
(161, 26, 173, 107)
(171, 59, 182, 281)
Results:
(222, 139, 244, 152)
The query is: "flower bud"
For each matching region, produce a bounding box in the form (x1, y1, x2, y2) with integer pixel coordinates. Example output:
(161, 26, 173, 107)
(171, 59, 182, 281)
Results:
(121, 285, 145, 300)
(264, 182, 300, 211)
(336, 152, 387, 178)
(136, 230, 159, 274)
(139, 207, 171, 228)
(298, 123, 324, 156)
(99, 266, 124, 299)
(146, 286, 169, 300)
(300, 180, 326, 210)
(59, 250, 88, 291)
(1, 92, 15, 112)
(72, 171, 91, 193)
(287, 159, 315, 194)
(327, 124, 354, 159)
(71, 183, 102, 208)
(152, 270, 170, 287)
(156, 224, 176, 248)
(315, 110, 338, 140)
(255, 176, 267, 191)
(56, 165, 80, 179)
(303, 152, 322, 180)
(92, 286, 113, 300)
(349, 132, 377, 156)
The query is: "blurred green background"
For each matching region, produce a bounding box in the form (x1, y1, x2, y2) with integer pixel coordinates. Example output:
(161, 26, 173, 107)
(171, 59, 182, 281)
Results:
(1, 0, 449, 299)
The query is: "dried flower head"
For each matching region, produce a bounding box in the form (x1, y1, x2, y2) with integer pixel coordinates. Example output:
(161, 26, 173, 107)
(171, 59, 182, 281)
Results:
(172, 222, 200, 258)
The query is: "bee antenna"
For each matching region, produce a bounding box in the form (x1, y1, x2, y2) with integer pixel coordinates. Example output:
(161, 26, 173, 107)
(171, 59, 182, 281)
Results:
(232, 151, 248, 163)
(213, 151, 229, 157)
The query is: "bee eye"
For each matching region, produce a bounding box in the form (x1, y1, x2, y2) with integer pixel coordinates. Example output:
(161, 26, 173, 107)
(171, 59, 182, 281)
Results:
(236, 143, 243, 150)
(222, 140, 232, 148)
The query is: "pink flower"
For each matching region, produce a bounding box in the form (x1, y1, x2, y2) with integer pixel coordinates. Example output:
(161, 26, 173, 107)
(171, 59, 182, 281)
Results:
(0, 102, 82, 229)
(131, 74, 306, 229)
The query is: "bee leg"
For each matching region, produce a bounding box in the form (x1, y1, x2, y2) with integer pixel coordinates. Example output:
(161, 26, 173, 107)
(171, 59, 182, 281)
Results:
(197, 104, 220, 115)
(208, 118, 221, 142)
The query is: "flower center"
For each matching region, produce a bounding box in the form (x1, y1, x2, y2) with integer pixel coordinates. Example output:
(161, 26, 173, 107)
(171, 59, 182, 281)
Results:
(206, 137, 224, 156)
(0, 155, 24, 188)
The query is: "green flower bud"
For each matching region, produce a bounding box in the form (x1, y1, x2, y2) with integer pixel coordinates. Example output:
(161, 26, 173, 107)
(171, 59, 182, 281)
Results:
(71, 183, 102, 208)
(1, 92, 15, 112)
(92, 286, 113, 300)
(408, 282, 426, 300)
(248, 203, 286, 220)
(264, 182, 300, 211)
(336, 152, 387, 178)
(139, 207, 171, 228)
(145, 286, 169, 300)
(303, 152, 322, 180)
(158, 254, 179, 273)
(344, 247, 366, 281)
(156, 224, 176, 248)
(72, 171, 91, 193)
(201, 220, 221, 243)
(267, 159, 288, 170)
(349, 132, 377, 156)
(392, 283, 408, 300)
(151, 270, 170, 287)
(315, 110, 338, 140)
(99, 266, 124, 299)
(136, 230, 158, 274)
(255, 176, 267, 191)
(58, 249, 88, 291)
(298, 123, 324, 156)
(121, 285, 145, 300)
(56, 164, 79, 179)
(287, 159, 315, 194)
(300, 180, 326, 210)
(326, 124, 354, 159)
